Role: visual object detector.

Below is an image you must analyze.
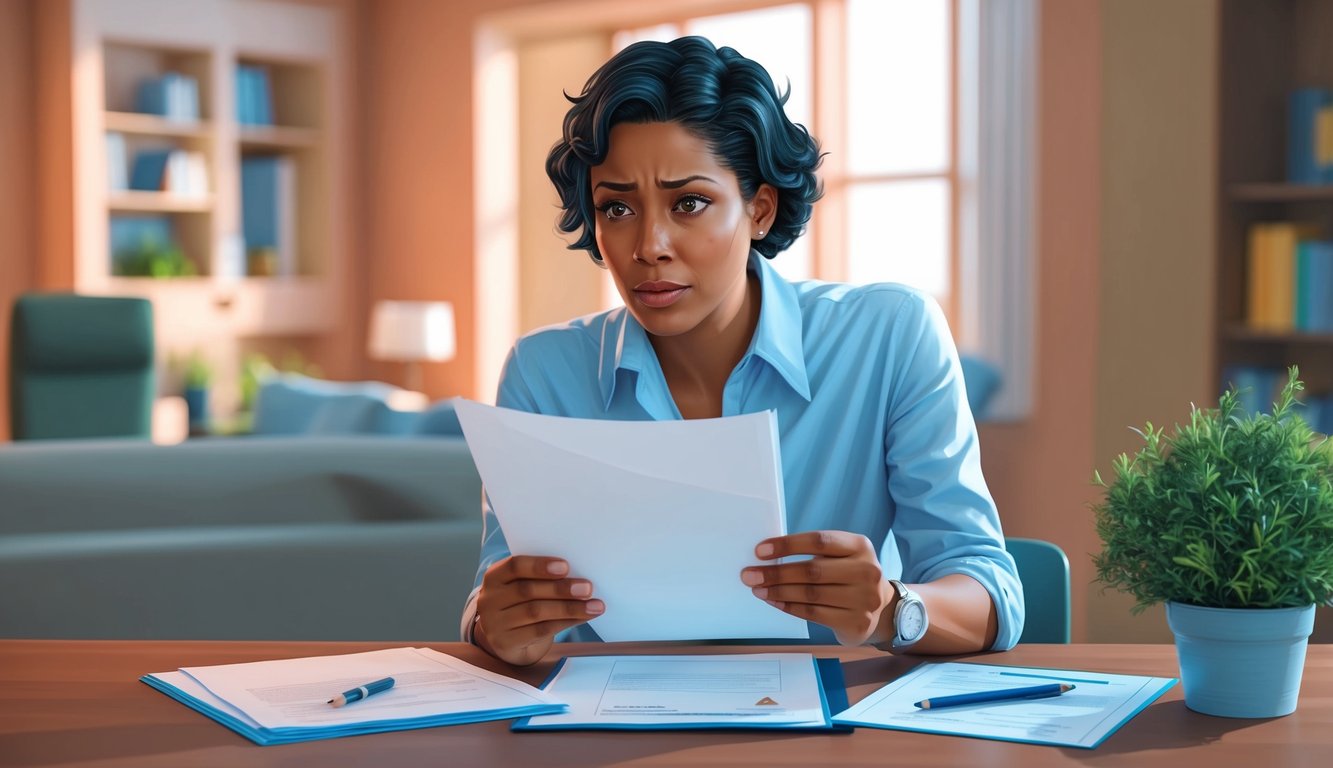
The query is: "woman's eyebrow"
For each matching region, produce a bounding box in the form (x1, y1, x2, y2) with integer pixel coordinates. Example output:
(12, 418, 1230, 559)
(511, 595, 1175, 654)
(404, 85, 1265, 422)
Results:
(659, 175, 716, 189)
(592, 175, 718, 192)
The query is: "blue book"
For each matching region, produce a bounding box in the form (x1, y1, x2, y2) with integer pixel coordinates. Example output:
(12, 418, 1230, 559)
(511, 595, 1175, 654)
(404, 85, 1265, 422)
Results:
(1301, 242, 1333, 332)
(240, 155, 297, 274)
(135, 77, 167, 116)
(1288, 88, 1332, 185)
(129, 148, 172, 190)
(236, 65, 274, 126)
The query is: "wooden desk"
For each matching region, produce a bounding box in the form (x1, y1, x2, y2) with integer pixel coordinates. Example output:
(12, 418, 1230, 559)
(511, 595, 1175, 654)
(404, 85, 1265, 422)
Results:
(1, 641, 1329, 767)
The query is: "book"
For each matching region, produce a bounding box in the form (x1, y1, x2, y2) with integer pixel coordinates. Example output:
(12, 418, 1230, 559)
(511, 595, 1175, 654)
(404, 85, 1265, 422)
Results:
(129, 148, 172, 191)
(240, 155, 297, 275)
(135, 72, 200, 121)
(104, 132, 128, 191)
(1287, 88, 1332, 185)
(141, 647, 565, 746)
(236, 65, 274, 126)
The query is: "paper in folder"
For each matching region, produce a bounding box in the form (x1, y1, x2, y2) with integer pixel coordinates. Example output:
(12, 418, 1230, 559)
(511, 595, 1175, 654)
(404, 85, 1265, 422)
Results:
(141, 647, 565, 745)
(512, 653, 850, 732)
(454, 400, 809, 642)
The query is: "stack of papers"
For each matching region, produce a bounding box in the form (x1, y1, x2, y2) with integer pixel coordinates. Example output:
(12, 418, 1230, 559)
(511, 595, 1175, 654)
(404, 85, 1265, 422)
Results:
(454, 401, 808, 642)
(513, 653, 849, 732)
(141, 647, 566, 745)
(832, 662, 1177, 749)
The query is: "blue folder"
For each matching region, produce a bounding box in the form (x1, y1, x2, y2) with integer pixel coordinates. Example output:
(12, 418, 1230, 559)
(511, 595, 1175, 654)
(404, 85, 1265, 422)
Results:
(141, 673, 565, 746)
(511, 656, 851, 733)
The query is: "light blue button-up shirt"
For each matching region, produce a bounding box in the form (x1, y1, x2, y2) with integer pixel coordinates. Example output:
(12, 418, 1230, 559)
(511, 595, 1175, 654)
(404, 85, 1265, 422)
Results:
(464, 252, 1024, 649)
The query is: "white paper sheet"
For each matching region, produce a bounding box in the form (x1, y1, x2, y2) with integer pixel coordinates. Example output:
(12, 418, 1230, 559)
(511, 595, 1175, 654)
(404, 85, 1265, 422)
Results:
(176, 647, 562, 730)
(520, 654, 828, 728)
(454, 400, 808, 641)
(833, 662, 1177, 749)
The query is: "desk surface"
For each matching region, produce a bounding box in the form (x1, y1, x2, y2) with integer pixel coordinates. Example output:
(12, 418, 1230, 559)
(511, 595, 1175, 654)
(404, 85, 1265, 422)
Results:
(1, 641, 1329, 768)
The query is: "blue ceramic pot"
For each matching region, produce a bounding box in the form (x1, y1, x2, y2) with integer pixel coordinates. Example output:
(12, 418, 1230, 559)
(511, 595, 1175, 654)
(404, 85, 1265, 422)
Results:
(184, 386, 209, 427)
(1166, 602, 1315, 718)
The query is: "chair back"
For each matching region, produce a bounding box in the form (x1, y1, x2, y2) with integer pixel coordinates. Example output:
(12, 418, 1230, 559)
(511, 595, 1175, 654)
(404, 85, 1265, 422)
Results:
(9, 293, 154, 440)
(1005, 536, 1071, 643)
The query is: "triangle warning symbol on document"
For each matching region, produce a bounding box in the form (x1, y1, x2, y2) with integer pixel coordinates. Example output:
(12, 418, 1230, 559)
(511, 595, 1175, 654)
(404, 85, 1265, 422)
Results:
(755, 697, 778, 706)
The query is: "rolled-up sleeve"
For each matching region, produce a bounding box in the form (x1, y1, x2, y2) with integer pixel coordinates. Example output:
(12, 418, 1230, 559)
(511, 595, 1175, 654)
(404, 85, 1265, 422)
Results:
(881, 296, 1025, 650)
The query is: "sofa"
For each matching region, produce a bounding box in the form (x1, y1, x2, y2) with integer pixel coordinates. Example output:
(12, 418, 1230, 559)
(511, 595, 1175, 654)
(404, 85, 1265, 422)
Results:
(0, 435, 484, 642)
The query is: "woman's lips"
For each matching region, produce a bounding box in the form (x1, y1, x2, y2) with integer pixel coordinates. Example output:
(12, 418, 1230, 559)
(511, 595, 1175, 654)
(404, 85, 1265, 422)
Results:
(633, 281, 690, 308)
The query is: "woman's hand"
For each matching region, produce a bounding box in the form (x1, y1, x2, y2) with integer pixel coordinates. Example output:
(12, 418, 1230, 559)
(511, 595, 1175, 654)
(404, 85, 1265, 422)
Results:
(741, 531, 892, 647)
(474, 556, 603, 666)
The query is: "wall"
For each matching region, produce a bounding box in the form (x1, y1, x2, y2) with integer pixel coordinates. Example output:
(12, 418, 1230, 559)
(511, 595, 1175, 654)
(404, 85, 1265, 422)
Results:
(0, 0, 36, 442)
(1091, 0, 1218, 642)
(976, 0, 1103, 642)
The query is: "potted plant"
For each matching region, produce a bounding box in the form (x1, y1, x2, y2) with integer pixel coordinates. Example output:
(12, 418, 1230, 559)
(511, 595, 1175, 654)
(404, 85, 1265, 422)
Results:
(182, 351, 213, 431)
(1093, 367, 1333, 718)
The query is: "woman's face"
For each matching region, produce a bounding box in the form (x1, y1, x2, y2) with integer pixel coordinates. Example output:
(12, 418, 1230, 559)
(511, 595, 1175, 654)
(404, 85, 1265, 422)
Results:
(590, 121, 773, 341)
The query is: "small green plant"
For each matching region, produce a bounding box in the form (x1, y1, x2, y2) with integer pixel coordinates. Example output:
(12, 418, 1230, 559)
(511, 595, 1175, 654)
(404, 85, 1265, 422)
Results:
(183, 351, 212, 390)
(113, 235, 197, 278)
(1093, 367, 1333, 612)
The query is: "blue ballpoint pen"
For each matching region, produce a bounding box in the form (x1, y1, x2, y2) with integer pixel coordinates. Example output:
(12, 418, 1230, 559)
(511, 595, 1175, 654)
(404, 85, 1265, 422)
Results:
(914, 683, 1075, 710)
(327, 676, 396, 707)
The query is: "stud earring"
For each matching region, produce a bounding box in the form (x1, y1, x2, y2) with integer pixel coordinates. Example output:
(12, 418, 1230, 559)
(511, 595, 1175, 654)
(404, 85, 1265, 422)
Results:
(756, 229, 765, 237)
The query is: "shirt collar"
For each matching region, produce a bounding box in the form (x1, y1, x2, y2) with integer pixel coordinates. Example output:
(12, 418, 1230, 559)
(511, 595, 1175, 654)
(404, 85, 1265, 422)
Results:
(597, 251, 811, 411)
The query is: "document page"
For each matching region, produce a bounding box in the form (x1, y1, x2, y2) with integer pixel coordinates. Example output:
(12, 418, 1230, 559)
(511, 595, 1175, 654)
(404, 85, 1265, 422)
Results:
(519, 653, 829, 729)
(454, 400, 808, 641)
(833, 662, 1177, 749)
(175, 647, 562, 730)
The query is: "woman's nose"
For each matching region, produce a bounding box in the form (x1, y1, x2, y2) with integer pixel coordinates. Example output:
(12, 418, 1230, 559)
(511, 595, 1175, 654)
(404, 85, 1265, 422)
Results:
(634, 214, 673, 264)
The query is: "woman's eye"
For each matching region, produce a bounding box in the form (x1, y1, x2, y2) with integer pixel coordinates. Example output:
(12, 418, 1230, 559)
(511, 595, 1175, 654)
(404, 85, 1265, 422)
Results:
(598, 202, 632, 220)
(674, 195, 711, 214)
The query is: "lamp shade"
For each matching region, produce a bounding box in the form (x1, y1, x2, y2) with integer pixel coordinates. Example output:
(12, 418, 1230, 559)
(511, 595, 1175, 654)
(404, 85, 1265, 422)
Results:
(368, 301, 456, 362)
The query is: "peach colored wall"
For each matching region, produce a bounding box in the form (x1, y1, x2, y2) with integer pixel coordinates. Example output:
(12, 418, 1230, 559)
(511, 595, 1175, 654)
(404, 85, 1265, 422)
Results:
(1091, 0, 1217, 642)
(977, 0, 1103, 642)
(0, 0, 36, 442)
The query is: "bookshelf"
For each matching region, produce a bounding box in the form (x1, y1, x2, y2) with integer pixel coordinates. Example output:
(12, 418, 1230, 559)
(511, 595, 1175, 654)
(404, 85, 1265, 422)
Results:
(38, 0, 348, 415)
(1216, 0, 1333, 402)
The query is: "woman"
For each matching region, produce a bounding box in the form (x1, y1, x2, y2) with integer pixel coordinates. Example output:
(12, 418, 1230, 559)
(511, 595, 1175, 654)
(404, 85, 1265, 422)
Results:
(464, 37, 1024, 666)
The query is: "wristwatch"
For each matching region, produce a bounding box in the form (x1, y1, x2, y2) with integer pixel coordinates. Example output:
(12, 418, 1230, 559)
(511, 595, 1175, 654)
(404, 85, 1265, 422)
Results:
(887, 579, 928, 651)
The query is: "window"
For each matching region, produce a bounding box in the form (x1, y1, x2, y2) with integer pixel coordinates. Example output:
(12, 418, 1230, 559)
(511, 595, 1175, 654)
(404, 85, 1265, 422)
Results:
(614, 1, 956, 317)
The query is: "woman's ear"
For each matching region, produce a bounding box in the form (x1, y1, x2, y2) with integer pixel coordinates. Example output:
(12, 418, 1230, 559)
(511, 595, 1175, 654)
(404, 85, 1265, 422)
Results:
(749, 183, 778, 239)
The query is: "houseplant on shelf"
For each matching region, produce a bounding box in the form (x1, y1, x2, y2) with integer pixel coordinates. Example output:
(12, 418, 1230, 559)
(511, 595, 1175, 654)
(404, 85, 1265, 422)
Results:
(182, 351, 213, 433)
(1093, 367, 1333, 718)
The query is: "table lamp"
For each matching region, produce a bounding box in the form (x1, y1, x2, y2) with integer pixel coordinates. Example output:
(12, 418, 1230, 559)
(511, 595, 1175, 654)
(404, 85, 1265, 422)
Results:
(368, 300, 455, 393)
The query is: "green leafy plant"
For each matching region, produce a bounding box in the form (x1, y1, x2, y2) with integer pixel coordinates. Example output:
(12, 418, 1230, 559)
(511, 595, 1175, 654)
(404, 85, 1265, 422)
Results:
(1093, 367, 1333, 612)
(183, 351, 212, 390)
(113, 235, 197, 278)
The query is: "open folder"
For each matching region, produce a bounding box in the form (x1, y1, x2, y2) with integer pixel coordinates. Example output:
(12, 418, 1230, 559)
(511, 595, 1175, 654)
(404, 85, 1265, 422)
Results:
(454, 401, 809, 642)
(141, 647, 565, 745)
(512, 653, 851, 733)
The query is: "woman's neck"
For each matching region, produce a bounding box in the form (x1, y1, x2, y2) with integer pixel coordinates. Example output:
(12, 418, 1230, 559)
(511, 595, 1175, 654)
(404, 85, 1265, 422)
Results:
(650, 272, 762, 419)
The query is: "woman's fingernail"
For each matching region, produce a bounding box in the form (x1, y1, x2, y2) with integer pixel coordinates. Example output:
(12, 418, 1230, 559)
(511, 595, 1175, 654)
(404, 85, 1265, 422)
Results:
(547, 561, 569, 576)
(756, 543, 775, 558)
(586, 600, 605, 615)
(765, 599, 784, 610)
(752, 587, 768, 599)
(741, 570, 763, 586)
(571, 582, 592, 598)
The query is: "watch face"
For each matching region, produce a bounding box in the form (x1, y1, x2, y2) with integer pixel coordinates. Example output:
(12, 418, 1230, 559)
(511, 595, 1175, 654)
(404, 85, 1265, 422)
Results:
(899, 602, 926, 641)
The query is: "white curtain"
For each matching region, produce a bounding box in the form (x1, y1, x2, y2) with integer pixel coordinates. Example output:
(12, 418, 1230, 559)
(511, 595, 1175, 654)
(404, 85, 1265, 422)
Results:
(957, 0, 1038, 421)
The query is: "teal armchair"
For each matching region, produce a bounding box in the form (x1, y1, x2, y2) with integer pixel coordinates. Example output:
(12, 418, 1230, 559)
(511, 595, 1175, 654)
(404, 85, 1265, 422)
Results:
(9, 293, 155, 440)
(1006, 537, 1072, 643)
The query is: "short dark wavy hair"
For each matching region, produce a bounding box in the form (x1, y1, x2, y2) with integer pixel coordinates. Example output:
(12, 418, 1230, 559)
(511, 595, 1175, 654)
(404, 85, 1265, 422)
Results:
(546, 36, 823, 264)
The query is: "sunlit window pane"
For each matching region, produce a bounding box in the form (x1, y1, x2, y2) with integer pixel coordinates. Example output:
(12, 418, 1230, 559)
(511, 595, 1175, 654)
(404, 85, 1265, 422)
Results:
(847, 0, 950, 175)
(684, 4, 813, 129)
(769, 219, 814, 282)
(612, 24, 680, 52)
(846, 180, 950, 298)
